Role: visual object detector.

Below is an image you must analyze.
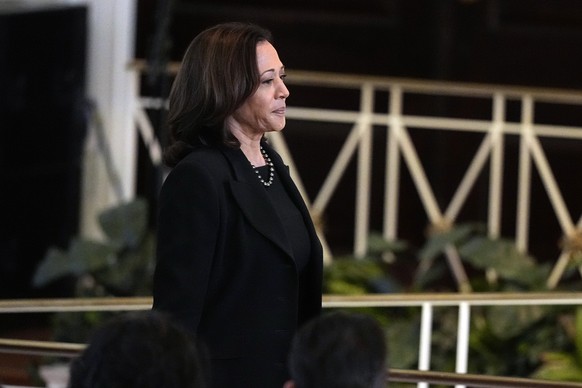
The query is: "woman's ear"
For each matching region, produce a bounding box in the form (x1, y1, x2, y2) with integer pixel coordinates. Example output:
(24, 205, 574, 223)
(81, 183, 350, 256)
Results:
(283, 380, 295, 388)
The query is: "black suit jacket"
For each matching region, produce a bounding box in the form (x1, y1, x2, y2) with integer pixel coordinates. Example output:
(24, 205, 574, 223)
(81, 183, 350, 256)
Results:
(153, 141, 323, 387)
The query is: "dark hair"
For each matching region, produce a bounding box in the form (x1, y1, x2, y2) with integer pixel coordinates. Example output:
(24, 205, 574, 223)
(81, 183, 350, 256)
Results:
(288, 311, 388, 388)
(68, 311, 208, 388)
(163, 22, 273, 167)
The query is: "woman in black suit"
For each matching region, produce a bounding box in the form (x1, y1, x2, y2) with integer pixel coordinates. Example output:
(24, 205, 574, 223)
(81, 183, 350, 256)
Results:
(152, 22, 323, 388)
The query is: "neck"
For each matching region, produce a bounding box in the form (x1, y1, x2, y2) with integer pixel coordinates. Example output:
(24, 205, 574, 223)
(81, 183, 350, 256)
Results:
(226, 118, 265, 166)
(238, 137, 265, 167)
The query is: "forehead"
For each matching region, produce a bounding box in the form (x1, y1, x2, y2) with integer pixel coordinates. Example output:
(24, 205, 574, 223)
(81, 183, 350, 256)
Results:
(256, 41, 283, 71)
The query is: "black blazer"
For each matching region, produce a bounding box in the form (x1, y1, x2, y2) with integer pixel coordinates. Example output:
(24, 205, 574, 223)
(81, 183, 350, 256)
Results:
(153, 141, 323, 387)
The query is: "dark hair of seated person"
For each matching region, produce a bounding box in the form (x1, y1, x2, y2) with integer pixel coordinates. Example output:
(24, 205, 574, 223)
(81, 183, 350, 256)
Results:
(68, 310, 208, 388)
(285, 311, 389, 388)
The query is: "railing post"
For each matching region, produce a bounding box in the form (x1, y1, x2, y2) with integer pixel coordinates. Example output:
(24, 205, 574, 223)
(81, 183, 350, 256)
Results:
(418, 302, 434, 388)
(516, 94, 534, 253)
(384, 85, 402, 242)
(488, 93, 505, 239)
(354, 83, 375, 258)
(455, 302, 471, 388)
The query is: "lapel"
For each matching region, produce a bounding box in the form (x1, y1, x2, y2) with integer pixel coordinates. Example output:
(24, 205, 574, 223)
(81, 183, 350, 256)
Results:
(220, 144, 295, 260)
(262, 141, 323, 263)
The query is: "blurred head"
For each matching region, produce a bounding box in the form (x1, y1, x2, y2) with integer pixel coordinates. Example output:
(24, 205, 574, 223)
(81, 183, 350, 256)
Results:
(68, 311, 207, 388)
(164, 22, 275, 166)
(285, 311, 388, 388)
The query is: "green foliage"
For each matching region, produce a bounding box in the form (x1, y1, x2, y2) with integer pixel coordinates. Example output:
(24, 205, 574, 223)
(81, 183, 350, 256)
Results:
(385, 316, 421, 369)
(324, 256, 386, 295)
(418, 223, 550, 291)
(531, 307, 582, 382)
(32, 198, 155, 343)
(419, 223, 476, 262)
(323, 225, 582, 383)
(33, 198, 154, 296)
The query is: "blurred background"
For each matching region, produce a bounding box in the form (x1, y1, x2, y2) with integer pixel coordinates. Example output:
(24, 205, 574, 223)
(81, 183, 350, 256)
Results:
(3, 0, 582, 299)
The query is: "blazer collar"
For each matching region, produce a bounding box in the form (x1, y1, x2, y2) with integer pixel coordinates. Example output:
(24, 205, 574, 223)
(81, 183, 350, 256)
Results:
(265, 142, 323, 264)
(220, 143, 295, 260)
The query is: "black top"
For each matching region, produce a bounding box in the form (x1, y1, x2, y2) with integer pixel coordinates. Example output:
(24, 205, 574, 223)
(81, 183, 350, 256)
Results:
(255, 164, 311, 272)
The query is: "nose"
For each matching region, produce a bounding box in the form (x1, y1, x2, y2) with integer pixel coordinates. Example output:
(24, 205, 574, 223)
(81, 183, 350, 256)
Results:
(278, 79, 289, 99)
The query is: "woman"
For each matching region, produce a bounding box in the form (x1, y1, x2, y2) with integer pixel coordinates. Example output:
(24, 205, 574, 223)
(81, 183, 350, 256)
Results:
(152, 22, 323, 387)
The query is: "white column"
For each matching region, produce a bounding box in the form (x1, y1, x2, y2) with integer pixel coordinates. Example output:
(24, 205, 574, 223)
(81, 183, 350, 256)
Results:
(80, 0, 137, 239)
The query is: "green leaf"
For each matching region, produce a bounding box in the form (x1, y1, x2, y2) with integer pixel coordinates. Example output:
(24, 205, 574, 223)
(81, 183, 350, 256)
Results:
(385, 318, 420, 369)
(69, 238, 118, 272)
(326, 280, 368, 295)
(532, 352, 582, 382)
(576, 307, 582, 364)
(419, 224, 474, 261)
(323, 258, 385, 294)
(32, 248, 80, 287)
(33, 239, 117, 289)
(95, 244, 154, 296)
(367, 232, 408, 255)
(458, 237, 542, 285)
(413, 260, 448, 289)
(486, 305, 545, 339)
(98, 198, 148, 249)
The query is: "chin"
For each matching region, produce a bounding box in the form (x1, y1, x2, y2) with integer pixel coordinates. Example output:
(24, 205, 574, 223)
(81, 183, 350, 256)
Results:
(276, 119, 286, 131)
(267, 122, 286, 133)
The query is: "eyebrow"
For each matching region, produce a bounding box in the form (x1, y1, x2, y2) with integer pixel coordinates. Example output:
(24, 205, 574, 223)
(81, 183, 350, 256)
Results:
(260, 66, 286, 76)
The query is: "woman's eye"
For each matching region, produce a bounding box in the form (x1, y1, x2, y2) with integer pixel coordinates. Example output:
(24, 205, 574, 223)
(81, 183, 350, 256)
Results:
(262, 79, 274, 84)
(280, 74, 287, 82)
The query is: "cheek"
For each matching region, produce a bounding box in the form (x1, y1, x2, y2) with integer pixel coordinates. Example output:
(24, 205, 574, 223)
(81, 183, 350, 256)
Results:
(248, 99, 269, 119)
(235, 102, 256, 121)
(248, 91, 271, 110)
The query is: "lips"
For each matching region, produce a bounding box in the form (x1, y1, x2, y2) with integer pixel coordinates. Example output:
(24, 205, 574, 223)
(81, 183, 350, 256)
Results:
(272, 107, 286, 114)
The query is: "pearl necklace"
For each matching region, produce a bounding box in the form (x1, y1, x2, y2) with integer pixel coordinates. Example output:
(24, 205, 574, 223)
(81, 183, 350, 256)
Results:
(251, 146, 275, 187)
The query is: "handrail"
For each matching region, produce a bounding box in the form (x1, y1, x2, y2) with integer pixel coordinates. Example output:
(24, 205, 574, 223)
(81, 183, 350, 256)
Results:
(0, 338, 84, 358)
(0, 297, 152, 313)
(0, 338, 580, 387)
(388, 369, 582, 387)
(2, 292, 582, 313)
(323, 292, 582, 306)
